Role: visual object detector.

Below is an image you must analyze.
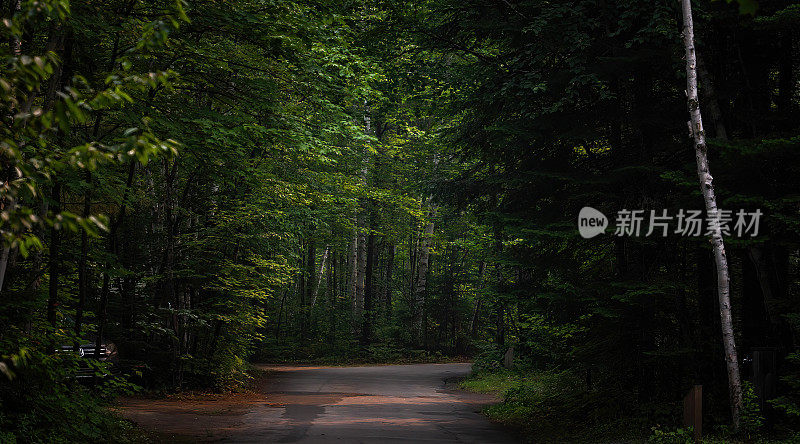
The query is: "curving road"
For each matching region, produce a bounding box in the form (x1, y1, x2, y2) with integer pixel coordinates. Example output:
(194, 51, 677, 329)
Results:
(119, 363, 516, 443)
(230, 363, 515, 443)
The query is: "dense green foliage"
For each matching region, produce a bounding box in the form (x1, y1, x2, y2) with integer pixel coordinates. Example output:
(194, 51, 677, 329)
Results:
(1, 0, 799, 441)
(414, 0, 800, 439)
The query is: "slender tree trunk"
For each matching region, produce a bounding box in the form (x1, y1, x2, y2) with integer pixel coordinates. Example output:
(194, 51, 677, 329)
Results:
(469, 261, 486, 338)
(355, 217, 367, 324)
(96, 272, 110, 361)
(10, 0, 21, 56)
(275, 289, 287, 340)
(384, 243, 394, 314)
(329, 249, 337, 344)
(0, 12, 63, 294)
(350, 220, 359, 318)
(306, 237, 316, 305)
(413, 202, 435, 346)
(408, 229, 417, 307)
(97, 160, 135, 358)
(699, 54, 790, 348)
(299, 241, 306, 308)
(46, 181, 61, 326)
(681, 0, 743, 428)
(42, 26, 72, 326)
(361, 225, 376, 345)
(161, 158, 178, 308)
(746, 247, 779, 328)
(0, 246, 9, 291)
(777, 31, 793, 118)
(299, 235, 315, 339)
(496, 304, 506, 345)
(352, 102, 372, 327)
(697, 57, 727, 140)
(1, 5, 23, 286)
(75, 172, 91, 336)
(311, 245, 329, 307)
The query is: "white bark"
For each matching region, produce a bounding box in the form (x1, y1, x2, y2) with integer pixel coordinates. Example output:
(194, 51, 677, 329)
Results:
(311, 246, 329, 307)
(681, 0, 743, 429)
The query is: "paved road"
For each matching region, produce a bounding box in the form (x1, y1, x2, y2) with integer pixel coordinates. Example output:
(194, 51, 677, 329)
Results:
(229, 363, 516, 443)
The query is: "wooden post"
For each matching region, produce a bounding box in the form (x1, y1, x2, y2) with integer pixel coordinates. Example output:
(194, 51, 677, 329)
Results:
(683, 385, 702, 442)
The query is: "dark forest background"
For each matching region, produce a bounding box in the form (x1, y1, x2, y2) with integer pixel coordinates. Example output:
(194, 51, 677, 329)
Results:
(1, 0, 799, 442)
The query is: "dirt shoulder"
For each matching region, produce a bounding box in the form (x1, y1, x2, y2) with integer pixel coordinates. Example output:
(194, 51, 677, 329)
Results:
(114, 370, 275, 442)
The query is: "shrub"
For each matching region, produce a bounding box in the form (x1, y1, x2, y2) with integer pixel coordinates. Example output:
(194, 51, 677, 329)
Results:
(647, 426, 693, 444)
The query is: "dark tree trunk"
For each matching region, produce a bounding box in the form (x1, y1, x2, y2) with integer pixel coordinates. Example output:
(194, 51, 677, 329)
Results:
(496, 304, 505, 346)
(300, 236, 315, 339)
(777, 31, 794, 118)
(742, 250, 770, 348)
(276, 289, 287, 340)
(469, 261, 486, 339)
(44, 28, 72, 327)
(384, 243, 394, 315)
(98, 160, 136, 359)
(296, 245, 305, 340)
(361, 224, 376, 345)
(328, 248, 337, 345)
(46, 181, 61, 326)
(306, 237, 316, 306)
(75, 173, 91, 337)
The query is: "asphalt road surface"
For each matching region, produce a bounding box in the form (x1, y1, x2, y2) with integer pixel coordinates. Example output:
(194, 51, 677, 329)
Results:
(229, 363, 516, 443)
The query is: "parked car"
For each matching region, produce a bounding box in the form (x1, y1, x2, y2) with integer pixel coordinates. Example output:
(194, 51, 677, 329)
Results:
(57, 336, 119, 379)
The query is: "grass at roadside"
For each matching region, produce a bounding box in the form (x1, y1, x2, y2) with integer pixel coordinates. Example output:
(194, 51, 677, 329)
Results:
(458, 370, 523, 394)
(459, 369, 648, 443)
(459, 369, 800, 444)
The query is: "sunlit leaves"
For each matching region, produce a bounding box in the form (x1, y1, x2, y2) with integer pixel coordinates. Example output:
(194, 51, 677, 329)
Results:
(0, 2, 181, 251)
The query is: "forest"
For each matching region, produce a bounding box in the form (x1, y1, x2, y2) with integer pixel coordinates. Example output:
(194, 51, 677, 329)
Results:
(1, 0, 799, 442)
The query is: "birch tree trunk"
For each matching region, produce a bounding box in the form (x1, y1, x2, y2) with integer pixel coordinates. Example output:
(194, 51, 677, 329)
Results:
(311, 246, 329, 307)
(681, 0, 743, 428)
